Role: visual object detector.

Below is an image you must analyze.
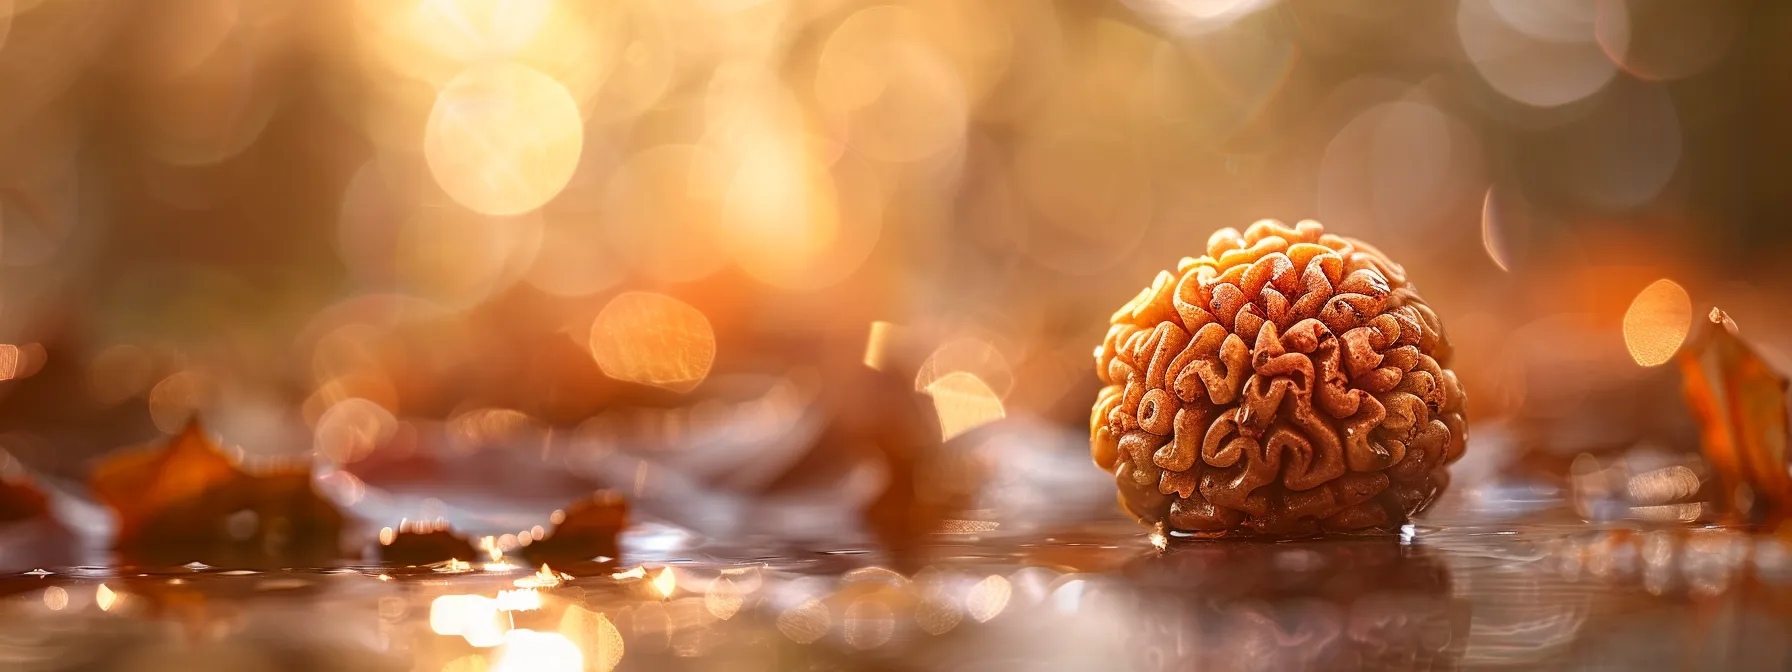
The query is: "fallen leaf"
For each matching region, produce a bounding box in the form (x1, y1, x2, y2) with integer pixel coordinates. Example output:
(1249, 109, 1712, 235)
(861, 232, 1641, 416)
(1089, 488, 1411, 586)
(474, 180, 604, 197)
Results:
(89, 419, 343, 565)
(1677, 308, 1792, 526)
(0, 474, 48, 524)
(522, 490, 628, 565)
(90, 420, 240, 542)
(378, 520, 479, 566)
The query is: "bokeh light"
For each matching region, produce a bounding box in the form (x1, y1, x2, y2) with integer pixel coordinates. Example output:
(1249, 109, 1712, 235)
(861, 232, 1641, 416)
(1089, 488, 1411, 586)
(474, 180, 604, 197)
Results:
(843, 598, 895, 649)
(41, 586, 66, 611)
(557, 605, 625, 672)
(0, 343, 43, 381)
(966, 575, 1011, 623)
(925, 372, 1005, 441)
(491, 630, 581, 672)
(588, 293, 716, 393)
(1622, 278, 1691, 367)
(776, 598, 830, 644)
(1458, 0, 1618, 107)
(430, 594, 510, 647)
(704, 577, 743, 620)
(424, 63, 584, 216)
(916, 337, 1013, 399)
(1481, 186, 1518, 272)
(651, 566, 677, 598)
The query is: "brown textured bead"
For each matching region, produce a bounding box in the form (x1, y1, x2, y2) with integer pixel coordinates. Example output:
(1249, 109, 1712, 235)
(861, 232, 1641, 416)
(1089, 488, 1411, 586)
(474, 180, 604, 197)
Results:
(1091, 219, 1466, 537)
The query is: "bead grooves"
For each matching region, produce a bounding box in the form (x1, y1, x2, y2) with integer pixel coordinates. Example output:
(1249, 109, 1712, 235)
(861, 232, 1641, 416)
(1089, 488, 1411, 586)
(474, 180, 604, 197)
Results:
(1091, 219, 1466, 537)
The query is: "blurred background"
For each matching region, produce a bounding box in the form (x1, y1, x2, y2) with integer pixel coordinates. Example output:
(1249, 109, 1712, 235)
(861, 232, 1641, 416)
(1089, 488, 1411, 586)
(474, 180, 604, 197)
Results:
(0, 0, 1773, 541)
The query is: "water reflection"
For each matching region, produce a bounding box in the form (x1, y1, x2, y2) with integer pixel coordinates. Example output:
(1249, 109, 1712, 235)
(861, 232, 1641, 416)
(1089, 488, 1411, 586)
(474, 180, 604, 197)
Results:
(0, 519, 1786, 669)
(1118, 540, 1462, 671)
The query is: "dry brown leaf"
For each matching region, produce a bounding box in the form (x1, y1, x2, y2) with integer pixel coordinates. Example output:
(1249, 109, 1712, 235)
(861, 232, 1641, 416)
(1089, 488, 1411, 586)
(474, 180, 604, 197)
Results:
(522, 490, 628, 565)
(377, 520, 479, 566)
(89, 419, 343, 564)
(0, 474, 48, 524)
(1677, 308, 1792, 525)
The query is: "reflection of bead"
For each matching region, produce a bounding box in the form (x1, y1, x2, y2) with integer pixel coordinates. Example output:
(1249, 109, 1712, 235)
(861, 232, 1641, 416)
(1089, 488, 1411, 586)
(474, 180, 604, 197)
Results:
(1091, 219, 1466, 538)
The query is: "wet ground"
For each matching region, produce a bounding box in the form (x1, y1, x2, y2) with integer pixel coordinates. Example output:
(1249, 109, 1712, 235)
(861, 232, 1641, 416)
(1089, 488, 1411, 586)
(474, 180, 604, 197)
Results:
(0, 512, 1787, 671)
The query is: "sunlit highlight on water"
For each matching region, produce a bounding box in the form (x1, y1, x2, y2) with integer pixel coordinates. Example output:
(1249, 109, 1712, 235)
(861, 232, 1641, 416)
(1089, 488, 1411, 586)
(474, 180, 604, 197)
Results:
(430, 594, 510, 647)
(651, 566, 677, 598)
(515, 564, 567, 588)
(96, 584, 119, 612)
(492, 629, 581, 672)
(495, 588, 540, 612)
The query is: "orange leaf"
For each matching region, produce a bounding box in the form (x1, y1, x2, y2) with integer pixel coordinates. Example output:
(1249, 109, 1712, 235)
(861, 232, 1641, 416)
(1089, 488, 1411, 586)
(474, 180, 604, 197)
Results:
(88, 418, 343, 563)
(522, 490, 628, 565)
(89, 419, 243, 544)
(1677, 308, 1792, 525)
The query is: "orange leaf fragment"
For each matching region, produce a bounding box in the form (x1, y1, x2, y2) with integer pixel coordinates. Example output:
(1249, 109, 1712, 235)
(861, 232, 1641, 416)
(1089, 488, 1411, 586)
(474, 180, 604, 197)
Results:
(88, 419, 343, 563)
(89, 420, 242, 543)
(378, 520, 479, 566)
(522, 490, 628, 565)
(0, 461, 49, 525)
(1677, 308, 1792, 525)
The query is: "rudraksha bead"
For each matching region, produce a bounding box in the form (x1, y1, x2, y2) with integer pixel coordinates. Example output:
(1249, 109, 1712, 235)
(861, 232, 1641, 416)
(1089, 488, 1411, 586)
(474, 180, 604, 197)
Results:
(1092, 219, 1465, 537)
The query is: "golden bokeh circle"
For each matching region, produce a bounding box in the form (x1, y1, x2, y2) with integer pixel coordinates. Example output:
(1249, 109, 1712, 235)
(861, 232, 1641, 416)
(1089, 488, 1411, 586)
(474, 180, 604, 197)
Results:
(1623, 278, 1692, 367)
(424, 63, 584, 216)
(588, 292, 716, 393)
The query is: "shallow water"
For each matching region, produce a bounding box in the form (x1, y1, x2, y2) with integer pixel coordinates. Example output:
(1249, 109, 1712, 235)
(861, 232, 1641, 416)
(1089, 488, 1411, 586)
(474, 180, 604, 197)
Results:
(0, 514, 1787, 671)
